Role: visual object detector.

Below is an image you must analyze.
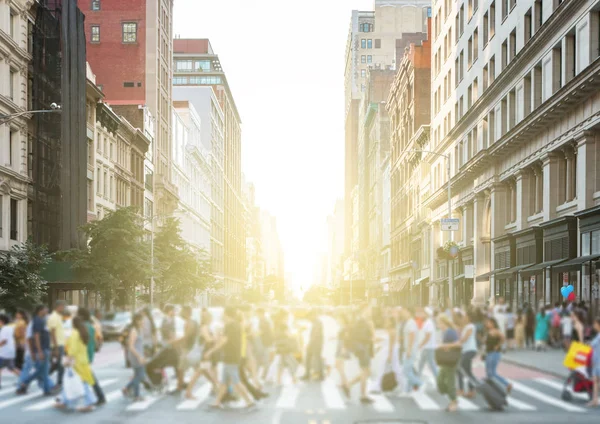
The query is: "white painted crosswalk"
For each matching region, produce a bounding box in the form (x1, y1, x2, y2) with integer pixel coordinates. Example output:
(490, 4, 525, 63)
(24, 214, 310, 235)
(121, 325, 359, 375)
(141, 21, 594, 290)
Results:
(0, 373, 597, 415)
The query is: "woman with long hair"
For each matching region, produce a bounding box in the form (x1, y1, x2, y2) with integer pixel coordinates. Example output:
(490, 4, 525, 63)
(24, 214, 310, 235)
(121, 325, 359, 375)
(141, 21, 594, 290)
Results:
(54, 316, 97, 412)
(185, 308, 219, 399)
(77, 308, 106, 405)
(525, 305, 536, 349)
(455, 311, 478, 399)
(122, 313, 146, 402)
(484, 317, 512, 393)
(13, 309, 29, 370)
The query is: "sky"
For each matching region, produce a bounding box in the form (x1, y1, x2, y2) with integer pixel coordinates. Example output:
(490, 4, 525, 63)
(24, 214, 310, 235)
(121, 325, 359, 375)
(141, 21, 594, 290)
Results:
(174, 0, 373, 294)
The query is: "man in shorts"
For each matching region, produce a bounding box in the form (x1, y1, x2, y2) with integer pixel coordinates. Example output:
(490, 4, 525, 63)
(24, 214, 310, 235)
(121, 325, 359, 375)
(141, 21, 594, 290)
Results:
(341, 304, 374, 404)
(0, 314, 20, 388)
(204, 307, 256, 411)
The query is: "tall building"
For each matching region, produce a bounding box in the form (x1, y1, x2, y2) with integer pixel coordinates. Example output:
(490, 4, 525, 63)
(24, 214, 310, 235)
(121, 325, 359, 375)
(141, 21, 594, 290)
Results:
(425, 0, 600, 317)
(173, 38, 246, 296)
(0, 0, 30, 252)
(260, 211, 284, 300)
(173, 86, 225, 296)
(344, 1, 429, 291)
(386, 18, 432, 307)
(78, 0, 178, 217)
(243, 179, 265, 295)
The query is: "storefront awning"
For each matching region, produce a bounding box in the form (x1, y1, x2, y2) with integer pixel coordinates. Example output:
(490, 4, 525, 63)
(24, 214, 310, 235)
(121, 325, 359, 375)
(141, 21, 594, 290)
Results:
(495, 263, 535, 279)
(553, 254, 600, 273)
(414, 276, 429, 286)
(475, 271, 493, 282)
(521, 259, 569, 277)
(428, 278, 447, 286)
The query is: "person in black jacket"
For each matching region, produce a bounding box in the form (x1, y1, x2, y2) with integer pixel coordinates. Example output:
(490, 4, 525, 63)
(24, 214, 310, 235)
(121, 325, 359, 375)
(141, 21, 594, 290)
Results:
(302, 309, 324, 381)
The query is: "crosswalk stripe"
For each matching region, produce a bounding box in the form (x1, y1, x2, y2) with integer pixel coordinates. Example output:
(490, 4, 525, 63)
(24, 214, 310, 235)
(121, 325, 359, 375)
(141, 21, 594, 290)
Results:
(510, 381, 586, 412)
(176, 383, 211, 410)
(105, 389, 125, 402)
(321, 379, 345, 409)
(506, 397, 537, 411)
(23, 379, 117, 411)
(410, 391, 441, 410)
(370, 393, 394, 412)
(533, 378, 589, 401)
(276, 385, 300, 409)
(457, 397, 479, 410)
(0, 390, 43, 410)
(125, 394, 164, 411)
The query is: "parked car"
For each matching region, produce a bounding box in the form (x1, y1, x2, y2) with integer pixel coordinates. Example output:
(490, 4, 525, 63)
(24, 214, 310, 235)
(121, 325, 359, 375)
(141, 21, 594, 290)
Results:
(101, 311, 132, 339)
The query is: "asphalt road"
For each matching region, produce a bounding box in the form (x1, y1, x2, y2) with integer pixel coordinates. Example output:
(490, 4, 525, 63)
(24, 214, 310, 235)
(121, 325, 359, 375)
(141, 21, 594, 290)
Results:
(1, 316, 599, 424)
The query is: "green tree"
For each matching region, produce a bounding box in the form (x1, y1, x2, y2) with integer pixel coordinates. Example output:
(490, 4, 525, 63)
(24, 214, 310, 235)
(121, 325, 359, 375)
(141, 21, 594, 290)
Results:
(65, 207, 150, 308)
(153, 218, 211, 304)
(0, 240, 51, 313)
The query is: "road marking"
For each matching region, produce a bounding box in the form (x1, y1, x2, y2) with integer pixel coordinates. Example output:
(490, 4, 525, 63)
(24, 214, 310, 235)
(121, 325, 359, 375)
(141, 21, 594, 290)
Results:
(176, 383, 211, 410)
(321, 379, 346, 409)
(370, 393, 395, 412)
(457, 397, 479, 410)
(534, 378, 589, 401)
(276, 385, 300, 409)
(510, 380, 586, 412)
(125, 394, 164, 411)
(506, 397, 537, 411)
(104, 389, 125, 402)
(410, 391, 441, 410)
(23, 379, 117, 411)
(0, 391, 43, 410)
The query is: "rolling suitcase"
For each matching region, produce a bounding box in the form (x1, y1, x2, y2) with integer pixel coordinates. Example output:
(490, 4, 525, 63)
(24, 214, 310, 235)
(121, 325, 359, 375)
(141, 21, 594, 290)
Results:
(476, 378, 508, 411)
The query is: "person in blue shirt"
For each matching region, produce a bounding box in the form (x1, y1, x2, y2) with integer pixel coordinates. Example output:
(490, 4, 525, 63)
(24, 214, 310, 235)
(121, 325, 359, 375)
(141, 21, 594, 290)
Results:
(588, 318, 600, 408)
(17, 305, 55, 395)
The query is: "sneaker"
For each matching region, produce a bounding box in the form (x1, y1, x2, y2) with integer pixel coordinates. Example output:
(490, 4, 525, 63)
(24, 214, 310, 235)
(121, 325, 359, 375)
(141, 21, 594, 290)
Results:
(360, 397, 374, 404)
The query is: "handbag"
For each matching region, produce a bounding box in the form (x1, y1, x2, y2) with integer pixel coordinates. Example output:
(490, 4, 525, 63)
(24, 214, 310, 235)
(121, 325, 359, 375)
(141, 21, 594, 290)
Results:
(434, 346, 462, 367)
(63, 367, 85, 401)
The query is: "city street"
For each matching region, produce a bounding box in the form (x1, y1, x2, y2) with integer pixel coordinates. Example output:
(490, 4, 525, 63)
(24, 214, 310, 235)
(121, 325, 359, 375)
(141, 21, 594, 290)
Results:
(1, 318, 599, 424)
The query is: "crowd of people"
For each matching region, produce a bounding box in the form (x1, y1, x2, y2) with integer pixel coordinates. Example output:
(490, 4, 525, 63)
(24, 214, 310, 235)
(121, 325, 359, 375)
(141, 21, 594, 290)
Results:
(0, 298, 599, 413)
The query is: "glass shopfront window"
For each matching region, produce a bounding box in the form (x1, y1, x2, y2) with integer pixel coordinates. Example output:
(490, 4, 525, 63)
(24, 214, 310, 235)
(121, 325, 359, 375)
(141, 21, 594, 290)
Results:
(583, 260, 600, 320)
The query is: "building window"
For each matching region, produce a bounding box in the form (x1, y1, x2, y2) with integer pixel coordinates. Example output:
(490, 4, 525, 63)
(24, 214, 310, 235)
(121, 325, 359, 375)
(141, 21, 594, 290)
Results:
(367, 39, 373, 49)
(490, 1, 496, 38)
(9, 9, 16, 39)
(361, 69, 366, 78)
(367, 55, 372, 63)
(360, 23, 373, 32)
(195, 60, 211, 71)
(361, 55, 366, 63)
(91, 0, 100, 10)
(375, 39, 381, 48)
(87, 179, 94, 211)
(122, 22, 137, 43)
(173, 76, 187, 85)
(9, 69, 16, 100)
(361, 39, 366, 49)
(10, 198, 17, 241)
(91, 25, 100, 42)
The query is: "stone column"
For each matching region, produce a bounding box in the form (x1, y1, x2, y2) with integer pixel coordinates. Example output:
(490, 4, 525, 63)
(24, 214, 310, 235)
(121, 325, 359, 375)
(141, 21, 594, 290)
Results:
(490, 184, 507, 241)
(473, 193, 488, 305)
(564, 147, 575, 202)
(515, 170, 531, 230)
(542, 152, 560, 221)
(534, 166, 543, 213)
(576, 131, 597, 211)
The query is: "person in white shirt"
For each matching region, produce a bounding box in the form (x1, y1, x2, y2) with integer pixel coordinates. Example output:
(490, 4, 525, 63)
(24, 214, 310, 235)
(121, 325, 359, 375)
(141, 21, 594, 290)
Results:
(493, 298, 507, 349)
(417, 307, 438, 379)
(0, 314, 20, 389)
(455, 311, 478, 398)
(399, 307, 423, 392)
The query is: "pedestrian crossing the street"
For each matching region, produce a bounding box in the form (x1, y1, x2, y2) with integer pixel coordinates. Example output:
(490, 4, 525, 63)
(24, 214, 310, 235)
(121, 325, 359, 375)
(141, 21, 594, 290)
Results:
(0, 372, 597, 416)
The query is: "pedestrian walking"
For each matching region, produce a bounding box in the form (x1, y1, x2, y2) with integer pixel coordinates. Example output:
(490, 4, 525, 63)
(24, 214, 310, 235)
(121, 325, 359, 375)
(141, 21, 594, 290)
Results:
(561, 307, 573, 351)
(302, 309, 324, 381)
(417, 307, 438, 380)
(185, 308, 218, 399)
(17, 305, 56, 396)
(534, 306, 550, 351)
(587, 317, 600, 408)
(400, 307, 422, 393)
(525, 306, 536, 349)
(204, 306, 256, 411)
(505, 307, 516, 350)
(176, 305, 200, 393)
(54, 316, 97, 412)
(484, 317, 512, 393)
(77, 308, 106, 406)
(342, 304, 374, 403)
(571, 309, 585, 344)
(456, 311, 478, 399)
(370, 310, 398, 394)
(273, 312, 299, 386)
(13, 309, 28, 370)
(435, 314, 460, 412)
(47, 300, 67, 388)
(334, 313, 351, 393)
(514, 311, 525, 349)
(0, 314, 20, 389)
(122, 313, 147, 402)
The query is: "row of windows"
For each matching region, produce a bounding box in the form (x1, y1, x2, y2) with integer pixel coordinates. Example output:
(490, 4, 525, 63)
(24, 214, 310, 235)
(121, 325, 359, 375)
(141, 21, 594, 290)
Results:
(361, 55, 373, 64)
(359, 22, 373, 33)
(173, 76, 223, 85)
(0, 196, 19, 241)
(360, 39, 381, 49)
(175, 59, 211, 72)
(90, 22, 137, 43)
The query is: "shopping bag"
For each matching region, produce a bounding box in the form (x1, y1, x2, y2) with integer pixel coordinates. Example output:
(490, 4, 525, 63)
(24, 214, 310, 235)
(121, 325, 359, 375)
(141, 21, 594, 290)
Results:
(63, 367, 85, 401)
(563, 341, 592, 370)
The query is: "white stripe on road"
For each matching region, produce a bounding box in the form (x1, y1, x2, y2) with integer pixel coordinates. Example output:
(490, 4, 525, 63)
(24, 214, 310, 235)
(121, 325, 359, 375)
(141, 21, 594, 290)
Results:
(506, 397, 537, 411)
(370, 394, 394, 412)
(534, 378, 589, 401)
(125, 380, 176, 411)
(23, 379, 117, 411)
(105, 389, 125, 402)
(457, 397, 480, 410)
(176, 383, 212, 410)
(275, 385, 300, 409)
(321, 379, 346, 409)
(410, 391, 441, 410)
(0, 391, 43, 410)
(510, 381, 586, 412)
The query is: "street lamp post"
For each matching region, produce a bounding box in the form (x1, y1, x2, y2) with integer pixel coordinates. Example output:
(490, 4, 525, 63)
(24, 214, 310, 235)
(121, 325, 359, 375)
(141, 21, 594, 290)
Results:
(0, 104, 62, 125)
(410, 149, 454, 307)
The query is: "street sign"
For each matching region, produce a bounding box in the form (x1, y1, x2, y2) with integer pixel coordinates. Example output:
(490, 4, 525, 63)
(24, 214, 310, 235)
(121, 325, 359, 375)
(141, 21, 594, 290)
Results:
(441, 218, 460, 231)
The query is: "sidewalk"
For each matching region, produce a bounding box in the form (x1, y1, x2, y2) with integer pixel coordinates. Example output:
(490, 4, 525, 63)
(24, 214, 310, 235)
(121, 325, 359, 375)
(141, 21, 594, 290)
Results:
(502, 348, 568, 379)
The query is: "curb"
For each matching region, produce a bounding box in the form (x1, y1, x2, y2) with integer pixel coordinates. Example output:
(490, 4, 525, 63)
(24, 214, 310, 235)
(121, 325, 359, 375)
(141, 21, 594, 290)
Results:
(502, 357, 567, 380)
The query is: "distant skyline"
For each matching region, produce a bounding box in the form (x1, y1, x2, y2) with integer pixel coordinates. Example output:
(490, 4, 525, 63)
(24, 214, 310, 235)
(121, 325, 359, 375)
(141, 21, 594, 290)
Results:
(174, 0, 373, 294)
